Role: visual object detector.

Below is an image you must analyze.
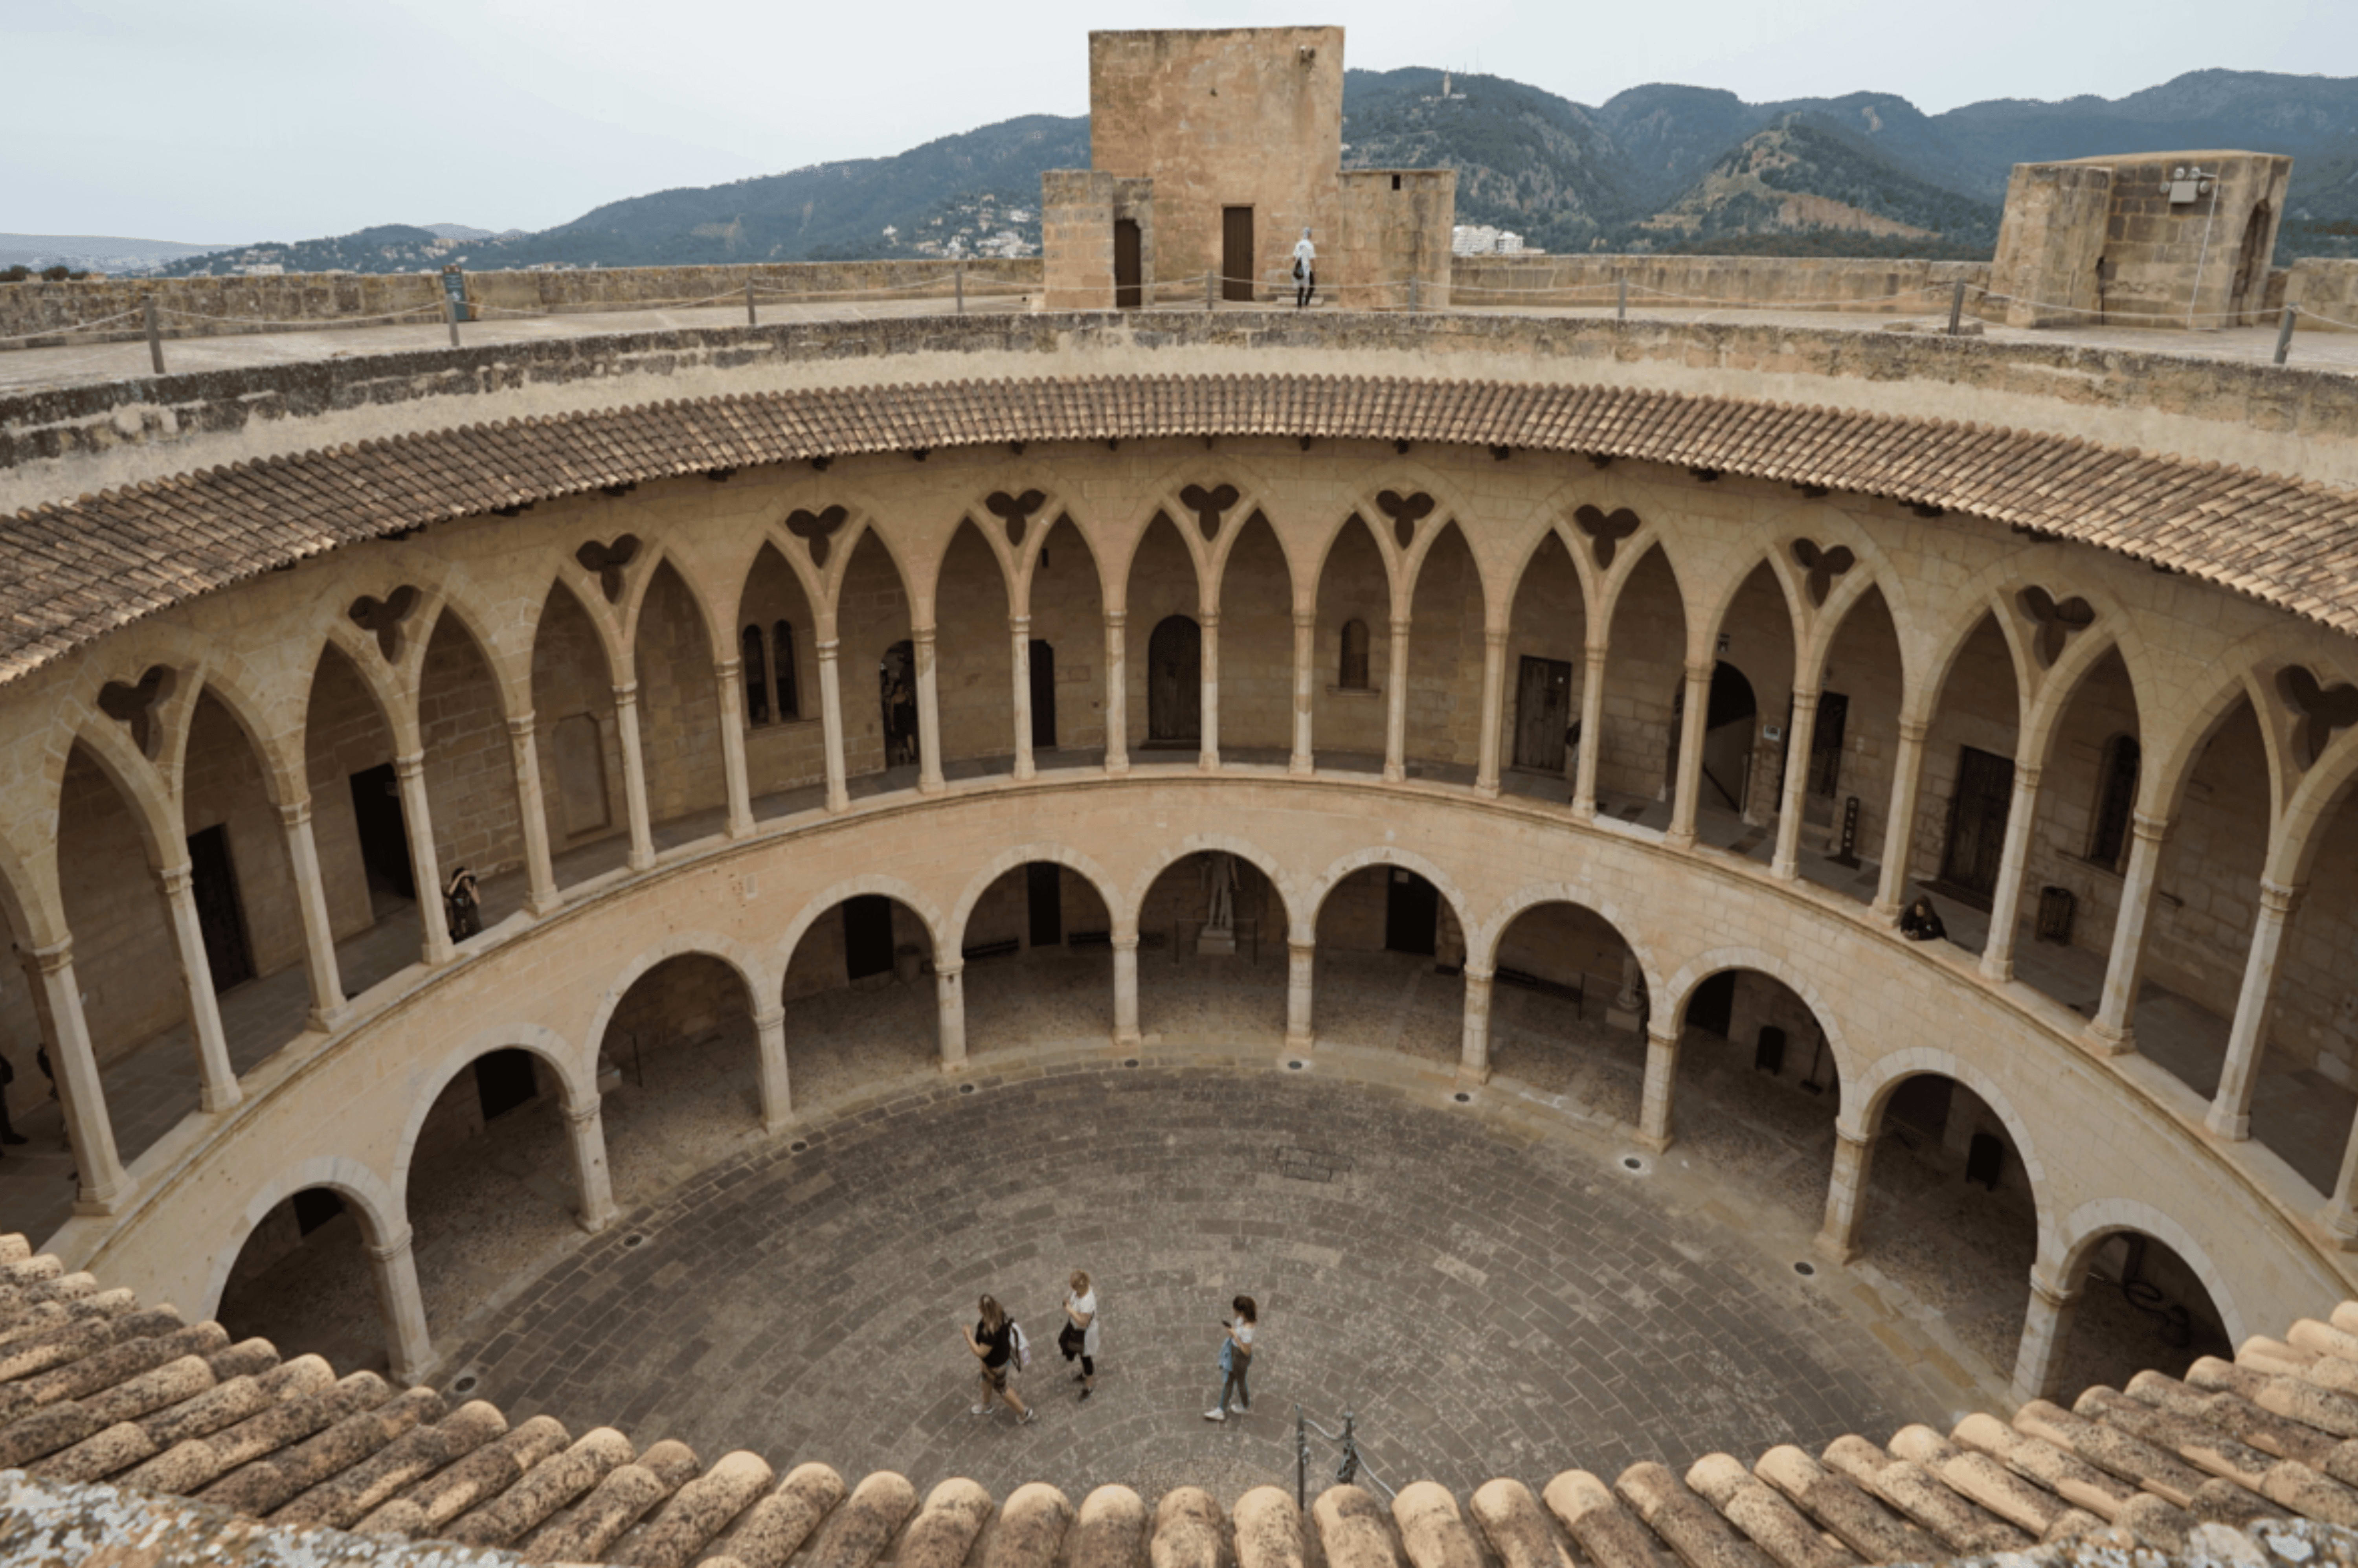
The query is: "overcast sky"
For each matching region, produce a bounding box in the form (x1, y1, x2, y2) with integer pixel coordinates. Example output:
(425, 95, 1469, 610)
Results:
(7, 0, 2355, 244)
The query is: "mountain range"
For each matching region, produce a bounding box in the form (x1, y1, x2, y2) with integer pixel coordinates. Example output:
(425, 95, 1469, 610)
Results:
(141, 66, 2358, 277)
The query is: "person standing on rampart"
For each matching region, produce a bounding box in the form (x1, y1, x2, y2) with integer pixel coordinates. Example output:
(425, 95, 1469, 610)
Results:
(1293, 230, 1317, 308)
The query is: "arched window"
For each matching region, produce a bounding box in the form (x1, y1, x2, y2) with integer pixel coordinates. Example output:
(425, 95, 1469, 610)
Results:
(740, 625, 770, 725)
(2087, 733, 2139, 870)
(772, 619, 800, 719)
(1339, 618, 1370, 690)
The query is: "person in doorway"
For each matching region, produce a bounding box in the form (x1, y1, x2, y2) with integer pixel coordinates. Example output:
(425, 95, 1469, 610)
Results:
(1898, 896, 1947, 942)
(443, 866, 482, 942)
(1205, 1293, 1256, 1420)
(1293, 230, 1317, 308)
(1061, 1269, 1100, 1400)
(963, 1294, 1036, 1425)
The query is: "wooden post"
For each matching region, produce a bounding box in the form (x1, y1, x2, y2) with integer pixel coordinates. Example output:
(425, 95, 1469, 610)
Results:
(443, 294, 461, 348)
(955, 261, 965, 315)
(2276, 303, 2299, 366)
(1947, 278, 1967, 336)
(746, 278, 757, 327)
(1408, 276, 1420, 313)
(1206, 268, 1217, 311)
(143, 295, 164, 375)
(1616, 277, 1627, 322)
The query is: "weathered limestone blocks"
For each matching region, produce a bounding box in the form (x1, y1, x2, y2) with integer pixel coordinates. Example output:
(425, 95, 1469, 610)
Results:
(1313, 1484, 1403, 1568)
(1233, 1485, 1307, 1568)
(1150, 1485, 1227, 1568)
(1069, 1484, 1148, 1568)
(354, 1412, 570, 1536)
(615, 1448, 773, 1568)
(1543, 1469, 1671, 1568)
(442, 1425, 634, 1548)
(1683, 1452, 1855, 1568)
(698, 1460, 850, 1568)
(520, 1435, 700, 1563)
(1752, 1445, 1939, 1562)
(1466, 1478, 1570, 1568)
(268, 1397, 508, 1531)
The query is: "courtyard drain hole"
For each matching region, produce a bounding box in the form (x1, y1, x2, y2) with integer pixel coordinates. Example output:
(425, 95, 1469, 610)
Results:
(623, 1232, 646, 1248)
(1793, 1261, 1817, 1277)
(1287, 1059, 1306, 1071)
(1453, 1091, 1471, 1103)
(450, 1374, 478, 1395)
(959, 1082, 976, 1095)
(1124, 1058, 1140, 1068)
(789, 1140, 808, 1153)
(1620, 1155, 1651, 1175)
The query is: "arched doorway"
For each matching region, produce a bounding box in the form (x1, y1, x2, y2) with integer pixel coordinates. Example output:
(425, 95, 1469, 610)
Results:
(957, 861, 1117, 1052)
(217, 1186, 384, 1373)
(1309, 865, 1464, 1061)
(1667, 661, 1760, 818)
(1484, 900, 1647, 1118)
(1135, 850, 1286, 1038)
(1670, 968, 1841, 1219)
(781, 895, 938, 1102)
(2048, 1229, 2232, 1398)
(1148, 614, 1201, 746)
(597, 954, 763, 1134)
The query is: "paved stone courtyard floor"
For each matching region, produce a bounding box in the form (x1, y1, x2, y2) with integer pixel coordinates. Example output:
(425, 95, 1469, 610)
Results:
(215, 950, 2229, 1502)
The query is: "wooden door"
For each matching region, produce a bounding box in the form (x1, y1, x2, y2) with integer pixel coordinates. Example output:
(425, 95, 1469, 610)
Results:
(1114, 219, 1142, 309)
(1512, 655, 1572, 771)
(1148, 615, 1201, 744)
(1027, 861, 1063, 948)
(1221, 207, 1254, 301)
(185, 823, 255, 992)
(1029, 639, 1056, 749)
(843, 895, 896, 980)
(1384, 867, 1439, 956)
(1941, 745, 2014, 898)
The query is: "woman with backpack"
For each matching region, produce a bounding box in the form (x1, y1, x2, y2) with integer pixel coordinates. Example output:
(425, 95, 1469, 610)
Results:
(1205, 1294, 1257, 1421)
(963, 1294, 1036, 1425)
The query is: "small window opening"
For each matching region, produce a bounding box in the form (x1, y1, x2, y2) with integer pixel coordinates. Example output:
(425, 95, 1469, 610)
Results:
(1391, 173, 1402, 191)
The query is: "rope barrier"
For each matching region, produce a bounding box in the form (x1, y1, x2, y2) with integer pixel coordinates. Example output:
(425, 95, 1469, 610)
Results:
(156, 303, 444, 328)
(0, 307, 147, 345)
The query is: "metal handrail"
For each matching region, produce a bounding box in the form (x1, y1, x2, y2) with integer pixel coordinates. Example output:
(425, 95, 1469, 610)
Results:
(1297, 1405, 1394, 1505)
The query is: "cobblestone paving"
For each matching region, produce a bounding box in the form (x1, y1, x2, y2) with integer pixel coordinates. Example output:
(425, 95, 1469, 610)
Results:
(429, 1057, 1941, 1504)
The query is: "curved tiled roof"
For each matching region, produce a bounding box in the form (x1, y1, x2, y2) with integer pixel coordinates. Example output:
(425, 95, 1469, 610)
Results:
(8, 1225, 2358, 1566)
(5, 371, 2358, 686)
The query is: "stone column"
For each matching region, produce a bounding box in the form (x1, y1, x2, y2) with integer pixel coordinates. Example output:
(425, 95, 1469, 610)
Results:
(1285, 939, 1315, 1048)
(277, 799, 346, 1031)
(1383, 615, 1412, 782)
(1978, 764, 2044, 982)
(1574, 645, 1607, 820)
(1289, 611, 1316, 776)
(1112, 934, 1141, 1046)
(393, 753, 453, 966)
(1872, 719, 1930, 919)
(26, 940, 131, 1210)
(913, 626, 945, 795)
(1771, 687, 1822, 880)
(1814, 1125, 1875, 1264)
(610, 686, 656, 871)
(935, 960, 966, 1069)
(1637, 1024, 1679, 1151)
(2088, 813, 2169, 1054)
(505, 715, 560, 914)
(564, 1098, 618, 1232)
(1475, 629, 1507, 798)
(1198, 612, 1221, 771)
(2208, 878, 2302, 1140)
(713, 661, 755, 840)
(158, 862, 239, 1113)
(754, 1006, 791, 1132)
(368, 1226, 434, 1387)
(1010, 617, 1036, 781)
(816, 639, 850, 813)
(2323, 1109, 2358, 1250)
(1666, 662, 1713, 849)
(1460, 966, 1493, 1082)
(2010, 1268, 2081, 1403)
(1103, 612, 1130, 777)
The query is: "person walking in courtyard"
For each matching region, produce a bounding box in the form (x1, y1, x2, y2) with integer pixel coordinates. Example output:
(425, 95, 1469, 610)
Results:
(1061, 1269, 1100, 1401)
(964, 1294, 1036, 1425)
(1293, 230, 1317, 308)
(1205, 1293, 1256, 1420)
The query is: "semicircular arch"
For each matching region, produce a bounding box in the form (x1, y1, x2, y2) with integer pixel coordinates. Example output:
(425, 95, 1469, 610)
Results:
(390, 1022, 593, 1201)
(948, 843, 1127, 951)
(200, 1154, 405, 1321)
(2053, 1196, 2250, 1345)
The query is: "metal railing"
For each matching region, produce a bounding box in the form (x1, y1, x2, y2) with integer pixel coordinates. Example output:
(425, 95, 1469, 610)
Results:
(1297, 1405, 1393, 1506)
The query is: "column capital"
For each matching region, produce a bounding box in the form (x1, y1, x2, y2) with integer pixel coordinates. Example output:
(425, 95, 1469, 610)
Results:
(25, 936, 74, 975)
(815, 638, 841, 661)
(1390, 615, 1412, 635)
(1009, 615, 1032, 635)
(505, 711, 540, 740)
(563, 1100, 602, 1129)
(2130, 811, 2173, 844)
(1199, 611, 1220, 632)
(1790, 683, 1822, 707)
(2026, 1267, 2078, 1310)
(1684, 661, 1716, 684)
(913, 624, 938, 647)
(1104, 609, 1129, 629)
(610, 680, 641, 706)
(1484, 626, 1508, 648)
(1112, 933, 1140, 953)
(1585, 643, 1609, 665)
(2013, 764, 2043, 792)
(1462, 965, 1495, 986)
(393, 751, 426, 780)
(753, 1006, 786, 1032)
(158, 861, 194, 897)
(713, 657, 742, 681)
(275, 796, 314, 830)
(1897, 717, 1931, 744)
(367, 1226, 417, 1265)
(1833, 1121, 1871, 1148)
(1646, 1023, 1680, 1049)
(1288, 939, 1316, 959)
(1293, 609, 1317, 631)
(2259, 878, 2303, 914)
(935, 960, 964, 982)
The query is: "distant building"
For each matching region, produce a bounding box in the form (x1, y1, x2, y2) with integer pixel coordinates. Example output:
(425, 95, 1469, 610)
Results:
(1453, 224, 1530, 256)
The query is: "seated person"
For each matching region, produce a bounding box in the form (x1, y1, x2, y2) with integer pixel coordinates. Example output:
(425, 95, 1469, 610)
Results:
(1897, 896, 1946, 942)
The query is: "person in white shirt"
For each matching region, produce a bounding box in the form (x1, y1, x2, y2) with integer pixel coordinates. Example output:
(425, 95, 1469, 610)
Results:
(1205, 1293, 1257, 1420)
(1062, 1269, 1100, 1400)
(1293, 231, 1317, 308)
